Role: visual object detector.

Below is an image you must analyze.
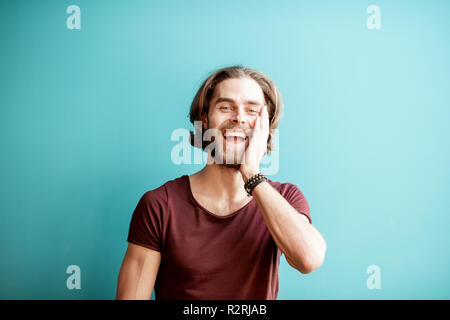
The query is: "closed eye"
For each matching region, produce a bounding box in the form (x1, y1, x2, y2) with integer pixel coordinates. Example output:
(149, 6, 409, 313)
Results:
(246, 106, 261, 114)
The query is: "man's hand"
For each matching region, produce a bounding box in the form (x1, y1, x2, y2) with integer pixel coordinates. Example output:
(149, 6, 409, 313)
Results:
(240, 105, 270, 182)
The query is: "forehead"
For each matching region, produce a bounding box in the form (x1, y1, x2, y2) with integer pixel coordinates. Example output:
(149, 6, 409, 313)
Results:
(211, 77, 264, 103)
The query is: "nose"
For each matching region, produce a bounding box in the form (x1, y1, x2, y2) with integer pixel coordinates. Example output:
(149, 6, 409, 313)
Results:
(231, 106, 246, 126)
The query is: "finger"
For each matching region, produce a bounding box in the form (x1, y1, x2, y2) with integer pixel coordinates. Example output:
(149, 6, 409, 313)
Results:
(258, 106, 264, 130)
(262, 105, 269, 130)
(253, 111, 260, 131)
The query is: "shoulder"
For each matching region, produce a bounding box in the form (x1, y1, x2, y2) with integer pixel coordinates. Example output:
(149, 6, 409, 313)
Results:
(140, 175, 185, 204)
(267, 179, 306, 197)
(267, 178, 311, 223)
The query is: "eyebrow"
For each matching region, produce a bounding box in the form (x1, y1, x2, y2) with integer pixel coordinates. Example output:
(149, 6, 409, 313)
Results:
(214, 97, 263, 106)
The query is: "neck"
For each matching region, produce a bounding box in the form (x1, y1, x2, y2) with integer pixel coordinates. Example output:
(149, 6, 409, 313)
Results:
(192, 163, 247, 202)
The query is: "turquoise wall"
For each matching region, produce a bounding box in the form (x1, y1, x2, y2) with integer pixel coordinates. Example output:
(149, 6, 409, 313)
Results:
(1, 0, 449, 299)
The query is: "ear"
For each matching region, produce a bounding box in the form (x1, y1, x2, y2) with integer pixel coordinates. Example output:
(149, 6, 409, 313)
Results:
(201, 113, 208, 129)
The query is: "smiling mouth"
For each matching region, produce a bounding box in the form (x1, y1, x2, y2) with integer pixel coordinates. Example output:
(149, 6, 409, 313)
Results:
(222, 129, 247, 145)
(224, 136, 246, 144)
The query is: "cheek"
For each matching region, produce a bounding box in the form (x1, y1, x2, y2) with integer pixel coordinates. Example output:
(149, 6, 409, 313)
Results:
(208, 114, 228, 129)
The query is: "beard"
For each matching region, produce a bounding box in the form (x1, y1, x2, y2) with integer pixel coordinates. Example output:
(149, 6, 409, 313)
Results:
(206, 125, 248, 169)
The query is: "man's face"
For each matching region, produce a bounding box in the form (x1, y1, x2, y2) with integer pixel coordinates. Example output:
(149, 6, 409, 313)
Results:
(203, 77, 266, 169)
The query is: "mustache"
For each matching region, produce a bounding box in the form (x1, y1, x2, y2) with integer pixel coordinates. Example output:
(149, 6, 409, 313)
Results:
(219, 125, 251, 135)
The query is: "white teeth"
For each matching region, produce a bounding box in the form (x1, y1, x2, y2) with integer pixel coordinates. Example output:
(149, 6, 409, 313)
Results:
(223, 131, 246, 139)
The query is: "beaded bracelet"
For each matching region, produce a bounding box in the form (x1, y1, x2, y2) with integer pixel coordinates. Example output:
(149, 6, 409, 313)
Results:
(244, 173, 268, 196)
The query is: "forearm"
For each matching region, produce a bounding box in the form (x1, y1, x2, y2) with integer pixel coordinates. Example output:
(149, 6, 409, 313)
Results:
(251, 181, 326, 273)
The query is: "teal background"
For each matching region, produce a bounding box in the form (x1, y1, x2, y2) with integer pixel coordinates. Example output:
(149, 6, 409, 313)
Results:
(1, 0, 449, 299)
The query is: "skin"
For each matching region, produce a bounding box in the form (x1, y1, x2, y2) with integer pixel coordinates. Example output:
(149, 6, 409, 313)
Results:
(192, 77, 327, 273)
(190, 77, 267, 213)
(116, 77, 327, 300)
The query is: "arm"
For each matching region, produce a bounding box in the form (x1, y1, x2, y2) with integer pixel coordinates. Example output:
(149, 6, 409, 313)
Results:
(240, 104, 326, 274)
(116, 243, 161, 300)
(249, 179, 327, 274)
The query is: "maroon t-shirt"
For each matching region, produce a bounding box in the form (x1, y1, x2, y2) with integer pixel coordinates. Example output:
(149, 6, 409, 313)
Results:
(127, 174, 311, 300)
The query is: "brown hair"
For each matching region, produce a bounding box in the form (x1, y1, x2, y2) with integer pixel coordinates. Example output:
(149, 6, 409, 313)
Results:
(188, 65, 284, 154)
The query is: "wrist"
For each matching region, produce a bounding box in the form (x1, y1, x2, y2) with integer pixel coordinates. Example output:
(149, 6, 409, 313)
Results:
(243, 172, 268, 197)
(241, 169, 260, 183)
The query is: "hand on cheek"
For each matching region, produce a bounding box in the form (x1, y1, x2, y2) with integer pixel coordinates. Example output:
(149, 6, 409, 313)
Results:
(240, 105, 270, 182)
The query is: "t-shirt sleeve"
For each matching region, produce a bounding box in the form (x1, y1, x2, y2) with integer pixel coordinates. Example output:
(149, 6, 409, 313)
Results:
(126, 187, 166, 252)
(283, 183, 312, 224)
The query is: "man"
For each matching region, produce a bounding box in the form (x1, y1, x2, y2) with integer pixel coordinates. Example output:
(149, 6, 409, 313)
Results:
(116, 66, 326, 300)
